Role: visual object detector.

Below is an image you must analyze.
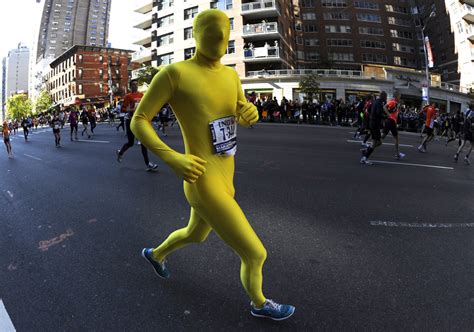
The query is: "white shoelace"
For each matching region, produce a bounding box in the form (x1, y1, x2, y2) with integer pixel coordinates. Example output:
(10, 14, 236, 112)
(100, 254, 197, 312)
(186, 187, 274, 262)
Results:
(265, 299, 282, 311)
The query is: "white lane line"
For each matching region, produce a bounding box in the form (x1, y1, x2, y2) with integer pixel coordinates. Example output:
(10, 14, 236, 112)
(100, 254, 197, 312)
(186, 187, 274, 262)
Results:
(6, 191, 13, 198)
(24, 154, 42, 161)
(76, 139, 110, 144)
(346, 140, 413, 148)
(370, 220, 474, 228)
(0, 299, 16, 331)
(370, 160, 454, 170)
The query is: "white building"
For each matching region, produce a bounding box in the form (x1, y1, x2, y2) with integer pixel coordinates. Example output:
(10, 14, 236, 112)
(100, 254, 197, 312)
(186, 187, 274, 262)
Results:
(5, 45, 30, 98)
(445, 0, 474, 90)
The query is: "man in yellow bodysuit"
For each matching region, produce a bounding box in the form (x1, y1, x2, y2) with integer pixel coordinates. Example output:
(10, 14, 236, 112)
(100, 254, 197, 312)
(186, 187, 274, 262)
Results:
(131, 9, 295, 321)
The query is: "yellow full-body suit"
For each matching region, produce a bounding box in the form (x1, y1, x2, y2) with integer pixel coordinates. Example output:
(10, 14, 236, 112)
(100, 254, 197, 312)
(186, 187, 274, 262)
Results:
(131, 9, 266, 306)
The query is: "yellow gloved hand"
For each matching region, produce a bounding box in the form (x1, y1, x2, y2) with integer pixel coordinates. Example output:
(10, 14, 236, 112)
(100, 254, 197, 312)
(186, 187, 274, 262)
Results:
(164, 152, 207, 183)
(237, 101, 259, 127)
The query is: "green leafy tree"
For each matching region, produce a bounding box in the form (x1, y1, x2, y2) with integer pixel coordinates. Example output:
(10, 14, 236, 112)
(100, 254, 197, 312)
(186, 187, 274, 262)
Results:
(135, 65, 162, 86)
(298, 74, 321, 102)
(35, 90, 53, 114)
(6, 94, 33, 120)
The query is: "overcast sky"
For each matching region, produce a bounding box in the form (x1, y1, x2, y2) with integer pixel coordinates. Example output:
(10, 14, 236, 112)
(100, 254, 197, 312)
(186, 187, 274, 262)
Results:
(0, 0, 142, 59)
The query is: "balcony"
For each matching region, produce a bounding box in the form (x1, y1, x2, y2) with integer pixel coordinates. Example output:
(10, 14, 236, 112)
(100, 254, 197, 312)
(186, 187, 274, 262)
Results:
(243, 46, 282, 62)
(468, 26, 474, 42)
(462, 4, 474, 23)
(135, 1, 153, 14)
(134, 35, 152, 46)
(134, 18, 152, 30)
(243, 22, 280, 40)
(241, 0, 281, 19)
(132, 49, 152, 63)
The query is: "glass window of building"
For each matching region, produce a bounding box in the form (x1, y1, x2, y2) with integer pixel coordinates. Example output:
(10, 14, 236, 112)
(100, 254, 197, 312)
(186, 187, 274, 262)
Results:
(360, 40, 385, 49)
(353, 1, 379, 10)
(184, 6, 198, 20)
(325, 25, 351, 33)
(226, 40, 235, 54)
(385, 5, 408, 14)
(229, 18, 234, 30)
(323, 12, 350, 20)
(321, 0, 347, 8)
(158, 0, 174, 11)
(158, 53, 174, 65)
(158, 33, 174, 47)
(358, 27, 383, 35)
(328, 52, 354, 61)
(327, 39, 353, 46)
(362, 53, 387, 63)
(302, 13, 316, 20)
(305, 38, 319, 46)
(301, 0, 315, 8)
(184, 27, 193, 40)
(184, 47, 195, 60)
(157, 14, 174, 28)
(304, 25, 317, 32)
(356, 13, 381, 22)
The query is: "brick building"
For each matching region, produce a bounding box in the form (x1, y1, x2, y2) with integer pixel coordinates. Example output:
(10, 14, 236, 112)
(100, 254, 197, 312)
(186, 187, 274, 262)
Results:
(45, 45, 136, 109)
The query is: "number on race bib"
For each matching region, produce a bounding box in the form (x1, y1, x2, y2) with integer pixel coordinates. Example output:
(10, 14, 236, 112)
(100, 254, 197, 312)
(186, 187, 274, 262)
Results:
(209, 116, 237, 156)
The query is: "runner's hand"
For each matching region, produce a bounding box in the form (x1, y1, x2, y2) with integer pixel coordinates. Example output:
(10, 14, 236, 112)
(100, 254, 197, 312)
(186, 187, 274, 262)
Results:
(167, 152, 207, 183)
(237, 101, 259, 126)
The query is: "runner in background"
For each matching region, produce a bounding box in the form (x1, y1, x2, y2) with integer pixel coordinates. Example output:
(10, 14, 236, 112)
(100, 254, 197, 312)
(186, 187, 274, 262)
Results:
(417, 102, 437, 153)
(2, 121, 13, 158)
(454, 107, 473, 165)
(51, 113, 62, 148)
(381, 91, 405, 160)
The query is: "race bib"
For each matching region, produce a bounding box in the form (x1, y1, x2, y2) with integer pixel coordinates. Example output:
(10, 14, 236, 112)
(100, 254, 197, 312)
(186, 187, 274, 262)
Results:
(209, 116, 237, 156)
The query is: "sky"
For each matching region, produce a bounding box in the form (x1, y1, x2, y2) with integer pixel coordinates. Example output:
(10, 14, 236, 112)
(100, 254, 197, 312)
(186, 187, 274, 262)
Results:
(0, 0, 142, 59)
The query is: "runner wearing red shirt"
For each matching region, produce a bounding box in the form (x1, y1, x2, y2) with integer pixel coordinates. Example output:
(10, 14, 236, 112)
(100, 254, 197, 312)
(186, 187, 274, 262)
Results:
(418, 102, 437, 153)
(116, 79, 158, 171)
(381, 91, 405, 159)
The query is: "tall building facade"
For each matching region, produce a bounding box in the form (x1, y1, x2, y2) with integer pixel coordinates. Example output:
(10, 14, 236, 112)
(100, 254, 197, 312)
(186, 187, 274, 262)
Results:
(36, 0, 112, 63)
(5, 45, 30, 98)
(31, 0, 112, 102)
(1, 58, 6, 122)
(136, 0, 472, 110)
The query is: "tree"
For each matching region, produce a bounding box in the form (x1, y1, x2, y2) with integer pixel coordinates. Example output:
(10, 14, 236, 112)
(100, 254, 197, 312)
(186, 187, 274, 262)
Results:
(6, 94, 33, 120)
(298, 73, 320, 102)
(34, 90, 53, 114)
(135, 65, 162, 86)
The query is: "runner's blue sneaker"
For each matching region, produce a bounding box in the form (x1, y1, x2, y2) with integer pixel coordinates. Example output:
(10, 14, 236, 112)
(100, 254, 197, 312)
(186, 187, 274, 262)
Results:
(250, 299, 295, 320)
(141, 248, 170, 279)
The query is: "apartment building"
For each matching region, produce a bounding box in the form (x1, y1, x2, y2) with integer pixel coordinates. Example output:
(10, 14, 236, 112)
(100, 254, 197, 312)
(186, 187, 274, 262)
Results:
(138, 0, 472, 110)
(45, 45, 134, 108)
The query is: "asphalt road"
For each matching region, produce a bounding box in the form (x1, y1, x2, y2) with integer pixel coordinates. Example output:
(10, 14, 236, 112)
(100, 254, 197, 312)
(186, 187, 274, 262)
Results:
(0, 122, 473, 331)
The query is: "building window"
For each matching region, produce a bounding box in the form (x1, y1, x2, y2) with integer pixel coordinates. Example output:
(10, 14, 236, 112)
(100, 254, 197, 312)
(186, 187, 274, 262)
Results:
(362, 53, 387, 63)
(302, 13, 316, 20)
(328, 52, 354, 61)
(387, 17, 411, 27)
(304, 38, 319, 46)
(229, 17, 234, 30)
(385, 5, 408, 14)
(325, 25, 351, 33)
(184, 47, 195, 60)
(301, 0, 315, 8)
(394, 56, 415, 67)
(184, 6, 198, 20)
(297, 51, 305, 59)
(78, 84, 83, 94)
(158, 53, 174, 65)
(323, 12, 349, 20)
(390, 29, 413, 39)
(157, 14, 174, 28)
(158, 0, 174, 11)
(184, 27, 193, 40)
(321, 0, 347, 8)
(327, 39, 353, 47)
(99, 83, 104, 93)
(392, 43, 414, 53)
(356, 13, 381, 22)
(226, 40, 235, 54)
(358, 27, 384, 35)
(305, 52, 320, 60)
(360, 40, 385, 49)
(157, 33, 174, 47)
(304, 25, 317, 32)
(78, 68, 83, 78)
(353, 1, 379, 10)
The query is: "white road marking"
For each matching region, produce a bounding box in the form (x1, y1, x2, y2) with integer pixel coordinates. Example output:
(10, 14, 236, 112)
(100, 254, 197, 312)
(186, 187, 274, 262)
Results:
(0, 299, 16, 331)
(370, 160, 454, 170)
(76, 139, 110, 144)
(24, 154, 42, 161)
(6, 191, 13, 198)
(370, 220, 474, 228)
(346, 140, 413, 148)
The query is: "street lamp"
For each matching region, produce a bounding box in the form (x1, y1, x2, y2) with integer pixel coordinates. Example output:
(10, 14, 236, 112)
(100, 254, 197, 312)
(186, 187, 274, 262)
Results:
(421, 11, 436, 106)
